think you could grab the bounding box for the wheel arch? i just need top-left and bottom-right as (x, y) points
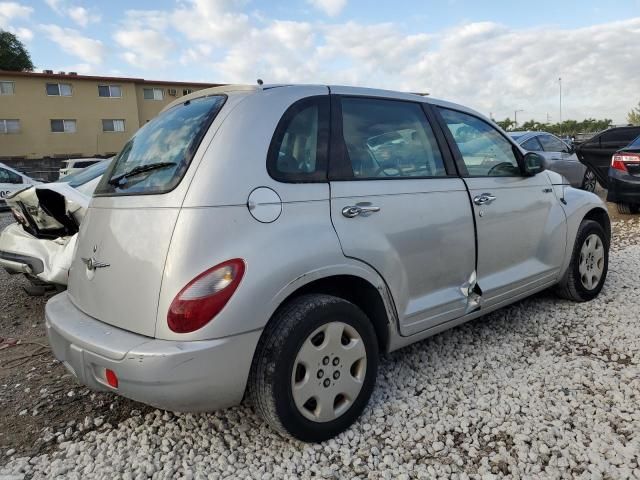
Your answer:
(583, 207), (611, 243)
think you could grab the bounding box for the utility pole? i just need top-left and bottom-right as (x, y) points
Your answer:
(558, 77), (562, 125)
(514, 109), (524, 128)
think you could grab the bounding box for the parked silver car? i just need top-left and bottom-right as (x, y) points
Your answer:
(46, 85), (610, 442)
(508, 131), (597, 192)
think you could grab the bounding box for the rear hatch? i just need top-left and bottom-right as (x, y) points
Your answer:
(67, 93), (228, 337)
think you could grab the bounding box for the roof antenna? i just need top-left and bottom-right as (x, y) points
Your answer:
(256, 78), (264, 86)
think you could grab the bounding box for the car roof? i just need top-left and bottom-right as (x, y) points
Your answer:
(162, 83), (492, 126)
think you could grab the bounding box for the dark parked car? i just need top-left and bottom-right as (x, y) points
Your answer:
(608, 134), (640, 214)
(575, 126), (640, 188)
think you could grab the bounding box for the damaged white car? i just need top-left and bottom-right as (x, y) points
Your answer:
(0, 160), (109, 286)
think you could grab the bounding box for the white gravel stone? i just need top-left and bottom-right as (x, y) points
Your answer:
(1, 220), (639, 479)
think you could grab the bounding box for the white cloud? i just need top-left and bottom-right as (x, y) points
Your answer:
(41, 24), (106, 64)
(308, 0), (347, 17)
(44, 1), (100, 27)
(0, 1), (33, 27)
(114, 28), (174, 68)
(68, 6), (100, 27)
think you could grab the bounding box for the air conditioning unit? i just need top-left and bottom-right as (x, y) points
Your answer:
(168, 88), (177, 96)
(43, 69), (54, 74)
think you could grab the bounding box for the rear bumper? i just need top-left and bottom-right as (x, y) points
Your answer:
(45, 291), (261, 412)
(606, 168), (640, 204)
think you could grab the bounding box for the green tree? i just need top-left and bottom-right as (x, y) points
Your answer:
(0, 30), (34, 71)
(496, 118), (516, 131)
(628, 102), (640, 125)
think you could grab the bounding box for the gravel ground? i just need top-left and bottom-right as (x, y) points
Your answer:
(1, 211), (639, 479)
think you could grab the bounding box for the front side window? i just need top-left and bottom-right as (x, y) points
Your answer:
(143, 88), (164, 100)
(522, 137), (543, 151)
(0, 81), (15, 95)
(0, 168), (22, 184)
(267, 97), (329, 182)
(340, 98), (446, 179)
(96, 94), (226, 196)
(46, 83), (72, 96)
(439, 108), (520, 177)
(102, 119), (126, 132)
(0, 119), (20, 134)
(98, 85), (122, 98)
(51, 119), (77, 133)
(538, 134), (568, 153)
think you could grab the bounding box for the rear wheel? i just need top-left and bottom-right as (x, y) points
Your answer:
(616, 202), (639, 214)
(248, 294), (378, 442)
(581, 168), (597, 192)
(556, 219), (608, 302)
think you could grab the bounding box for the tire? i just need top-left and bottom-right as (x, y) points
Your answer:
(248, 294), (378, 442)
(555, 219), (608, 302)
(616, 202), (639, 214)
(580, 168), (597, 192)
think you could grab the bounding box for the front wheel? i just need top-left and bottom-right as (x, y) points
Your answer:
(248, 294), (378, 442)
(581, 168), (597, 192)
(555, 219), (608, 302)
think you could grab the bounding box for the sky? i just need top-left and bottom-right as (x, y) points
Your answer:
(1, 0), (640, 123)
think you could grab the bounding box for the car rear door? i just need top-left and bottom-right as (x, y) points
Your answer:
(577, 128), (640, 187)
(328, 93), (476, 336)
(435, 107), (566, 308)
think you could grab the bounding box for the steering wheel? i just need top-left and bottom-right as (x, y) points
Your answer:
(487, 162), (516, 176)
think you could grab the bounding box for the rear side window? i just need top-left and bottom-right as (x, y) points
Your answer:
(340, 98), (446, 179)
(629, 135), (640, 148)
(600, 129), (640, 145)
(96, 95), (226, 196)
(0, 168), (22, 184)
(267, 96), (329, 182)
(538, 134), (568, 153)
(522, 137), (543, 152)
(439, 108), (520, 177)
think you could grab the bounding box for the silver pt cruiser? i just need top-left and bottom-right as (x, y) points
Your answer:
(46, 84), (610, 442)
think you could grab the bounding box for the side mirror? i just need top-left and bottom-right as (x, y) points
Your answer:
(523, 152), (546, 175)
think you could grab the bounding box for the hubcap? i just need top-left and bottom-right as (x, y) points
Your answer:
(291, 322), (367, 423)
(578, 233), (604, 290)
(583, 170), (597, 192)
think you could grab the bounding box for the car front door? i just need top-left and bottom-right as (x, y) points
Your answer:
(435, 107), (567, 308)
(329, 95), (477, 336)
(537, 134), (583, 187)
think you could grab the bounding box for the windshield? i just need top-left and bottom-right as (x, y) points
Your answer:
(95, 94), (226, 196)
(62, 159), (111, 188)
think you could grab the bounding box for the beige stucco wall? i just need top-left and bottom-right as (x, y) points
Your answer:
(0, 73), (210, 160)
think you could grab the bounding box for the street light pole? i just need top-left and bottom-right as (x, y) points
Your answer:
(558, 77), (562, 125)
(514, 109), (524, 128)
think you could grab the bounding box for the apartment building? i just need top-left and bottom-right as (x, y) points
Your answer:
(0, 70), (221, 160)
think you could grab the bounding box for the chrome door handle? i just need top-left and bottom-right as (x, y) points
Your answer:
(342, 204), (381, 218)
(473, 193), (496, 205)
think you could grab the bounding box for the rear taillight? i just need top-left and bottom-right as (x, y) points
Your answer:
(167, 259), (245, 333)
(611, 152), (640, 172)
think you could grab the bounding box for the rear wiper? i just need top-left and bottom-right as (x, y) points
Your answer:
(108, 162), (176, 186)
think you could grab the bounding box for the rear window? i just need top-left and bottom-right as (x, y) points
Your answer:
(627, 135), (640, 148)
(95, 95), (226, 196)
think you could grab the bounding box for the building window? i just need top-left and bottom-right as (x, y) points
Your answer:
(51, 119), (77, 133)
(143, 88), (164, 100)
(0, 81), (15, 95)
(183, 89), (193, 95)
(102, 119), (126, 132)
(98, 85), (122, 98)
(0, 119), (20, 134)
(46, 83), (73, 96)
